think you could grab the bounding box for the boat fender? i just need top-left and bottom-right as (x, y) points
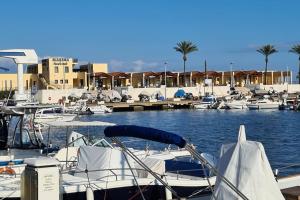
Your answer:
(86, 186), (94, 200)
(0, 167), (16, 176)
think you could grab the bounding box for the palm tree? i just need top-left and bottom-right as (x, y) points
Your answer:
(174, 41), (198, 86)
(257, 44), (278, 85)
(289, 44), (300, 84)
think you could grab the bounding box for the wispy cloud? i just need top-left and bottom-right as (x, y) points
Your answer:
(228, 41), (300, 54)
(109, 59), (159, 72)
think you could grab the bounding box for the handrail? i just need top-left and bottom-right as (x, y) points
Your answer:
(61, 167), (163, 177)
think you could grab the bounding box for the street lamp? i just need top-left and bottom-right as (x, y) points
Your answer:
(164, 62), (167, 100)
(230, 62), (234, 88)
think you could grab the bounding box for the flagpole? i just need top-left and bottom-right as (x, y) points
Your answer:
(204, 60), (207, 96)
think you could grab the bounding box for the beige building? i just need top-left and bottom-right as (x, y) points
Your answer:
(0, 57), (108, 91)
(0, 59), (294, 92)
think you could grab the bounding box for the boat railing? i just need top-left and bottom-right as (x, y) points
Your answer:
(167, 168), (210, 177)
(58, 159), (210, 180)
(61, 168), (211, 181)
(273, 162), (300, 177)
(61, 167), (164, 181)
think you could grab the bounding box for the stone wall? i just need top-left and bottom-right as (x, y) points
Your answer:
(115, 85), (230, 101)
(34, 88), (87, 104)
(259, 84), (300, 93)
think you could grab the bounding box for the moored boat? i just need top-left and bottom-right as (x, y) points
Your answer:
(35, 107), (77, 123)
(247, 98), (280, 110)
(194, 95), (217, 109)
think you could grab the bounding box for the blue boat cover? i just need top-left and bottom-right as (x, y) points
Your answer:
(174, 89), (186, 98)
(104, 125), (187, 148)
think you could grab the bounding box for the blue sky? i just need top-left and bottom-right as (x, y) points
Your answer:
(0, 0), (300, 74)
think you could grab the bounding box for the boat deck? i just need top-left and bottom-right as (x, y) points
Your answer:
(281, 186), (300, 200)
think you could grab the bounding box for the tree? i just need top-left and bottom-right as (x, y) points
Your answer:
(174, 41), (198, 86)
(289, 44), (300, 84)
(257, 44), (278, 85)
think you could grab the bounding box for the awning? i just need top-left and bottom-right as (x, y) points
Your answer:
(157, 71), (178, 77)
(109, 72), (129, 79)
(93, 72), (111, 79)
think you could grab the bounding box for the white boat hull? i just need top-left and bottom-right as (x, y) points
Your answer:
(247, 103), (279, 110)
(226, 102), (248, 109)
(35, 114), (76, 123)
(194, 104), (210, 109)
(89, 105), (112, 114)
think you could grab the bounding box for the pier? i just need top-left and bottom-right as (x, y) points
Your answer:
(105, 100), (195, 112)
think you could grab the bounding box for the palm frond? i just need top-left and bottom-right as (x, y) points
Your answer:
(174, 41), (198, 57)
(257, 44), (278, 56)
(289, 44), (300, 55)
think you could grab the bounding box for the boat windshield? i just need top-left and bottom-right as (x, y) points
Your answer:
(202, 97), (215, 103)
(8, 115), (43, 149)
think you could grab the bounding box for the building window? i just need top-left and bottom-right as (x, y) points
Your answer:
(55, 80), (58, 84)
(55, 66), (59, 73)
(26, 80), (29, 90)
(10, 80), (12, 89)
(60, 80), (63, 84)
(4, 80), (7, 91)
(65, 79), (68, 84)
(65, 66), (69, 73)
(33, 81), (36, 86)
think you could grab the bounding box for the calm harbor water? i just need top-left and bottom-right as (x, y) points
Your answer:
(78, 109), (300, 176)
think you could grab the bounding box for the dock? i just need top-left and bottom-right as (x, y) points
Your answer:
(105, 100), (196, 112)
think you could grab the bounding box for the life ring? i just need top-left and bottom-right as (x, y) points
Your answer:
(0, 167), (16, 175)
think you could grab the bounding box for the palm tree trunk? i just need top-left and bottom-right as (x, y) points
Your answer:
(183, 60), (186, 86)
(264, 57), (268, 85)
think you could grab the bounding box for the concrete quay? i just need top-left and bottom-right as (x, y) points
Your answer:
(105, 100), (195, 112)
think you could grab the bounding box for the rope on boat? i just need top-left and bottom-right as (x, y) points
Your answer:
(187, 186), (210, 198)
(198, 154), (217, 200)
(121, 151), (146, 200)
(112, 137), (181, 199)
(128, 180), (155, 200)
(185, 144), (249, 200)
(0, 190), (17, 200)
(274, 163), (300, 170)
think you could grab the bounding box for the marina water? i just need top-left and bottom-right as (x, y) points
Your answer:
(76, 110), (300, 176)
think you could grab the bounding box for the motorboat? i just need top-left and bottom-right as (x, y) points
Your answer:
(0, 116), (116, 200)
(194, 95), (217, 109)
(65, 100), (112, 114)
(64, 100), (94, 115)
(87, 105), (112, 114)
(0, 122), (215, 200)
(54, 125), (217, 200)
(35, 107), (77, 123)
(247, 98), (280, 110)
(225, 99), (249, 109)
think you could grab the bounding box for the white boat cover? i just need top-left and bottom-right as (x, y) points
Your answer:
(100, 90), (122, 101)
(75, 146), (136, 181)
(135, 157), (165, 178)
(139, 90), (151, 96)
(212, 125), (284, 200)
(151, 91), (163, 99)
